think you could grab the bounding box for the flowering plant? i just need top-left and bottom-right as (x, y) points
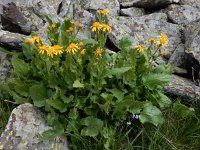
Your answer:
(8, 10), (172, 149)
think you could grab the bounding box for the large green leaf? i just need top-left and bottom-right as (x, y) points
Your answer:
(29, 84), (48, 107)
(40, 127), (64, 140)
(107, 88), (125, 102)
(12, 54), (30, 76)
(157, 92), (172, 108)
(47, 98), (68, 113)
(142, 73), (171, 89)
(81, 117), (103, 137)
(140, 102), (164, 126)
(173, 100), (195, 118)
(106, 67), (131, 78)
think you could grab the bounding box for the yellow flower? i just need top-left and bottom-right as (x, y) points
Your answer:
(46, 47), (55, 58)
(66, 43), (79, 54)
(135, 44), (144, 52)
(80, 49), (86, 55)
(95, 48), (104, 57)
(52, 45), (63, 55)
(66, 27), (74, 33)
(157, 34), (168, 48)
(24, 38), (35, 44)
(48, 23), (56, 30)
(97, 9), (109, 16)
(78, 24), (83, 29)
(32, 36), (41, 44)
(79, 41), (84, 47)
(148, 38), (156, 44)
(91, 22), (102, 32)
(101, 24), (112, 32)
(39, 45), (48, 54)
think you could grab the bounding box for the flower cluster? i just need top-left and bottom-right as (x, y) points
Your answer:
(24, 36), (41, 45)
(97, 9), (109, 16)
(39, 45), (63, 57)
(135, 34), (169, 53)
(91, 22), (112, 32)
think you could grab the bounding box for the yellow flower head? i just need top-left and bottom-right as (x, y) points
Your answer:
(66, 27), (74, 33)
(95, 48), (104, 57)
(32, 36), (41, 44)
(97, 9), (109, 16)
(46, 47), (55, 58)
(101, 24), (112, 32)
(48, 23), (56, 30)
(79, 41), (84, 47)
(80, 49), (86, 55)
(66, 43), (79, 54)
(157, 34), (168, 48)
(135, 44), (144, 52)
(24, 38), (35, 44)
(148, 38), (156, 44)
(78, 24), (83, 29)
(91, 22), (102, 32)
(39, 45), (48, 55)
(52, 45), (63, 55)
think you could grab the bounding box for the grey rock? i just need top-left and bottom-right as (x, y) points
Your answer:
(86, 0), (120, 16)
(185, 19), (200, 63)
(59, 0), (84, 19)
(108, 13), (182, 56)
(120, 7), (145, 17)
(0, 50), (12, 82)
(119, 0), (180, 8)
(0, 103), (69, 150)
(165, 75), (200, 101)
(0, 30), (27, 50)
(166, 5), (200, 26)
(180, 0), (200, 9)
(168, 44), (190, 74)
(1, 2), (37, 35)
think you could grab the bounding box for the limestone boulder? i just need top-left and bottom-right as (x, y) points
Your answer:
(0, 103), (69, 150)
(184, 19), (200, 63)
(108, 13), (182, 57)
(120, 7), (145, 17)
(166, 5), (200, 26)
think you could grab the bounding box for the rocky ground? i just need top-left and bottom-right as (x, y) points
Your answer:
(0, 0), (200, 149)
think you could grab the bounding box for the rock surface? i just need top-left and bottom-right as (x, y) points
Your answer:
(166, 5), (200, 26)
(184, 19), (200, 63)
(0, 103), (69, 150)
(165, 75), (200, 101)
(0, 30), (27, 50)
(108, 13), (182, 56)
(120, 7), (145, 17)
(119, 0), (180, 8)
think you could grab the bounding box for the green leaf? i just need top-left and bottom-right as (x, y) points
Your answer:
(173, 100), (195, 118)
(12, 54), (30, 76)
(73, 80), (84, 88)
(142, 73), (171, 89)
(40, 127), (64, 140)
(140, 102), (164, 126)
(107, 88), (125, 101)
(47, 98), (68, 113)
(157, 92), (172, 108)
(81, 117), (103, 137)
(14, 84), (29, 97)
(119, 37), (132, 50)
(29, 84), (47, 107)
(106, 67), (131, 78)
(82, 39), (98, 45)
(128, 101), (144, 114)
